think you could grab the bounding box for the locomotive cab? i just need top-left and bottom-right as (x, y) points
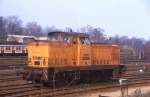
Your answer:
(47, 32), (92, 66)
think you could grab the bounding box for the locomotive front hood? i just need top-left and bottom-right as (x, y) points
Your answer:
(27, 41), (49, 68)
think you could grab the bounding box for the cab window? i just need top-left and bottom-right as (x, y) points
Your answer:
(62, 34), (77, 44)
(62, 33), (69, 42)
(80, 37), (90, 45)
(49, 33), (58, 41)
(72, 37), (77, 44)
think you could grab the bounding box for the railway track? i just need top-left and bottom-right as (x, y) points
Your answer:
(2, 75), (150, 97)
(1, 63), (150, 97)
(0, 84), (42, 97)
(0, 76), (22, 82)
(0, 64), (26, 70)
(8, 78), (150, 97)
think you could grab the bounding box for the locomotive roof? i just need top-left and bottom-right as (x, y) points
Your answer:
(48, 31), (89, 37)
(0, 41), (24, 45)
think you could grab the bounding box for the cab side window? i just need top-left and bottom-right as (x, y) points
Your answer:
(49, 34), (58, 41)
(72, 37), (77, 44)
(62, 34), (70, 43)
(80, 37), (90, 45)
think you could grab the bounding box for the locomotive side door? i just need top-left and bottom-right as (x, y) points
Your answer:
(77, 36), (91, 66)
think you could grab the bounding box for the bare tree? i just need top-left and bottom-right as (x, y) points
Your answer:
(79, 25), (106, 43)
(144, 40), (150, 61)
(45, 26), (62, 32)
(25, 22), (43, 37)
(0, 15), (147, 62)
(5, 16), (23, 35)
(90, 28), (105, 43)
(0, 16), (7, 40)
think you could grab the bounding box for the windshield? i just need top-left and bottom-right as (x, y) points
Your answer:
(80, 37), (90, 45)
(48, 34), (58, 41)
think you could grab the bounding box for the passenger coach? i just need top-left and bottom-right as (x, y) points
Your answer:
(0, 41), (27, 56)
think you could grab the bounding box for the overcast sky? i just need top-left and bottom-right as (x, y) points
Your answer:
(0, 0), (150, 39)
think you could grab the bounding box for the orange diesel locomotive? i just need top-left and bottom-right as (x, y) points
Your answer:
(27, 32), (122, 86)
